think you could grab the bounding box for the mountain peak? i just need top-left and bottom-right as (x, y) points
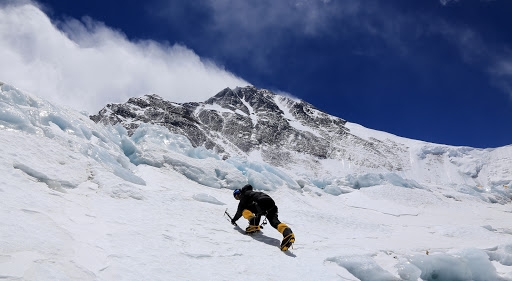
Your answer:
(89, 85), (512, 204)
(90, 86), (405, 173)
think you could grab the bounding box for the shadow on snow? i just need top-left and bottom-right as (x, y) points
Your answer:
(232, 226), (297, 257)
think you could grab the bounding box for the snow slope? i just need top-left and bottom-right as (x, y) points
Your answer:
(1, 82), (512, 280)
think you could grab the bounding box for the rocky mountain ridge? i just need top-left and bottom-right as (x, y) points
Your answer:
(90, 86), (512, 203)
(91, 86), (409, 173)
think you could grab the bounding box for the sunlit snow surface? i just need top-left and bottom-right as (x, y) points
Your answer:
(1, 83), (512, 280)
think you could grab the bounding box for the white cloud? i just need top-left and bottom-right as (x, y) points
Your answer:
(433, 19), (512, 98)
(148, 0), (362, 67)
(205, 0), (361, 37)
(0, 3), (249, 113)
(493, 61), (512, 76)
(489, 59), (512, 98)
(440, 0), (460, 6)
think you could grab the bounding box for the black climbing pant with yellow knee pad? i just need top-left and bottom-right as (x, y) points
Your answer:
(242, 209), (261, 226)
(243, 204), (292, 238)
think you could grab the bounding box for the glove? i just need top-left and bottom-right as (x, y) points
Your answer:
(231, 219), (237, 225)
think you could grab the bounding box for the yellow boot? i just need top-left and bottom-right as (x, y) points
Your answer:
(245, 224), (261, 234)
(243, 210), (261, 234)
(277, 223), (295, 251)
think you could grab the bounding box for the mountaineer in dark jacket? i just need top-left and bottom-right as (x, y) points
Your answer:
(231, 184), (295, 251)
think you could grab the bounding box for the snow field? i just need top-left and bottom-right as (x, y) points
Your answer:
(4, 157), (512, 280)
(2, 83), (512, 280)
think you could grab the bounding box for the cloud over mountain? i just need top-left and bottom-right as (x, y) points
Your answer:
(0, 2), (248, 113)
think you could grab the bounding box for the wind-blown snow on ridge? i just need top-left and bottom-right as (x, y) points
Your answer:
(2, 82), (512, 280)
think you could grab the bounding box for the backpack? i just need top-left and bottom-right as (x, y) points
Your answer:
(241, 184), (253, 193)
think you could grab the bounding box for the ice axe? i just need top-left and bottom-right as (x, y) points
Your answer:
(224, 208), (238, 227)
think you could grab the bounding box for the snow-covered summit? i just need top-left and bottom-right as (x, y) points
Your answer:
(91, 85), (512, 203)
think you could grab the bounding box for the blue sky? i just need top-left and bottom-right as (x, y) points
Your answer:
(2, 0), (511, 148)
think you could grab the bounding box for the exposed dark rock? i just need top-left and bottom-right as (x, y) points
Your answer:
(90, 86), (408, 171)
